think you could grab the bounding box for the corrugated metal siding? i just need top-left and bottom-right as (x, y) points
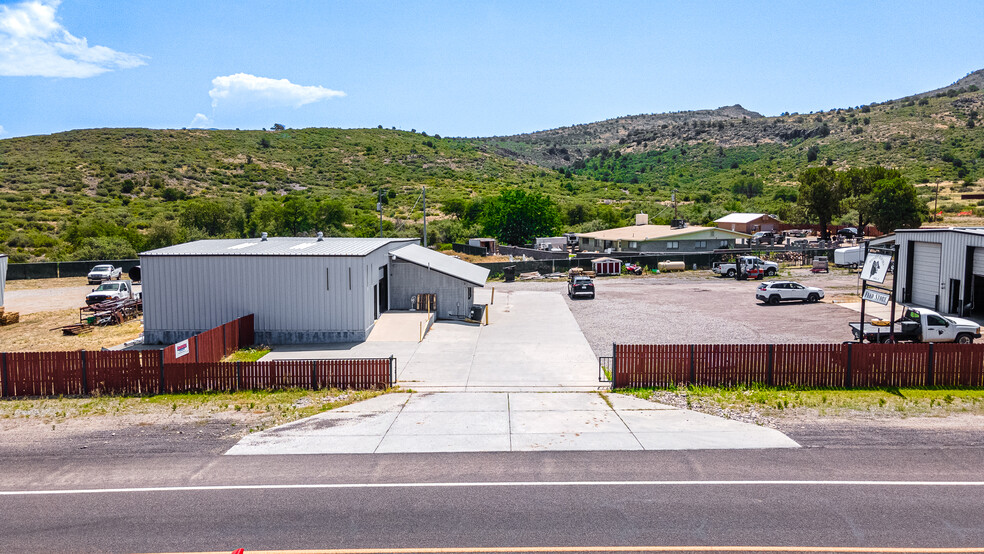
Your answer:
(141, 250), (397, 344)
(388, 260), (473, 318)
(0, 255), (7, 307)
(897, 230), (984, 314)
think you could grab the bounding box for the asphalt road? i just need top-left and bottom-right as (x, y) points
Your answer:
(2, 448), (982, 553)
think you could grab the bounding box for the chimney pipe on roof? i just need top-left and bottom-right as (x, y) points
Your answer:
(261, 232), (268, 241)
(317, 231), (324, 241)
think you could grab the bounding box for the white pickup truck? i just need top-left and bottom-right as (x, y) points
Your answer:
(849, 306), (981, 344)
(712, 256), (779, 278)
(85, 280), (136, 306)
(87, 264), (123, 284)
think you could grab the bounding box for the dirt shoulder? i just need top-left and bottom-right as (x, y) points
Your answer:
(0, 389), (387, 458)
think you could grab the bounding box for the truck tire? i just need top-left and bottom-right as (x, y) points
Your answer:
(768, 295), (781, 306)
(807, 293), (819, 303)
(956, 333), (975, 344)
(726, 269), (736, 278)
(766, 267), (777, 276)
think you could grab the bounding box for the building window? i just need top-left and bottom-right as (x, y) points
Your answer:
(629, 241), (638, 249)
(695, 241), (706, 249)
(666, 241), (679, 250)
(720, 240), (728, 247)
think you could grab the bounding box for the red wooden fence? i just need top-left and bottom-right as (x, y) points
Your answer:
(614, 343), (984, 388)
(0, 314), (393, 397)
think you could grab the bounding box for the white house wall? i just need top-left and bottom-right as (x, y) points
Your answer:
(142, 249), (394, 344)
(388, 260), (474, 319)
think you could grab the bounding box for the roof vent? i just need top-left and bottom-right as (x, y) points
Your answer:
(317, 231), (324, 241)
(261, 232), (268, 241)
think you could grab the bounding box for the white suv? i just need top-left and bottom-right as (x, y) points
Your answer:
(756, 281), (824, 305)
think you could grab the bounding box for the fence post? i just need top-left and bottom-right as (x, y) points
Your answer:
(223, 325), (227, 357)
(689, 344), (696, 385)
(194, 336), (199, 363)
(611, 343), (617, 390)
(80, 350), (88, 396)
(766, 344), (774, 387)
(311, 360), (318, 390)
(236, 361), (242, 391)
(1, 352), (7, 398)
(845, 342), (853, 388)
(390, 356), (396, 387)
(159, 349), (165, 395)
(927, 343), (935, 386)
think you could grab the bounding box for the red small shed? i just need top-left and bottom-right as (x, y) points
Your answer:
(592, 257), (622, 276)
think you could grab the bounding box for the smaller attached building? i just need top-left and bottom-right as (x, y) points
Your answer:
(714, 213), (782, 234)
(896, 227), (984, 317)
(577, 225), (749, 253)
(387, 244), (490, 319)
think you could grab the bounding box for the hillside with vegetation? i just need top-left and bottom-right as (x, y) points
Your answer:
(1, 70), (983, 262)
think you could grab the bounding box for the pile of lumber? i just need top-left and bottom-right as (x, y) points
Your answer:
(0, 307), (19, 326)
(79, 297), (142, 326)
(567, 267), (597, 278)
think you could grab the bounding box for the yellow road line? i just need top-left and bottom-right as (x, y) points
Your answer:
(147, 546), (984, 554)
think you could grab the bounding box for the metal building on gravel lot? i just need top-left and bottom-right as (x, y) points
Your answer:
(895, 227), (984, 318)
(140, 236), (488, 345)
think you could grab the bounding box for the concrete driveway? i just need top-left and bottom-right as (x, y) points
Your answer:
(262, 289), (602, 391)
(227, 391), (799, 454)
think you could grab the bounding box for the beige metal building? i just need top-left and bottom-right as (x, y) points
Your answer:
(714, 213), (782, 234)
(576, 225), (749, 253)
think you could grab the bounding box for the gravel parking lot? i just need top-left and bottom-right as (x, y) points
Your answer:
(495, 269), (866, 357)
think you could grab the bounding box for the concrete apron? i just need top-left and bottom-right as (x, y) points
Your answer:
(241, 289), (800, 454)
(227, 391), (799, 454)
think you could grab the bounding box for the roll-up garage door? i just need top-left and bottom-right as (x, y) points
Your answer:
(911, 242), (942, 309)
(974, 247), (984, 276)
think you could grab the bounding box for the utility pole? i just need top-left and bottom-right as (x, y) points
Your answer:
(672, 189), (678, 220)
(422, 185), (427, 247)
(377, 188), (383, 237)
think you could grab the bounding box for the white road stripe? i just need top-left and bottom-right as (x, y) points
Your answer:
(1, 480), (984, 496)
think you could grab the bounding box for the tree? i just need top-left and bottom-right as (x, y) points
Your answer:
(481, 189), (561, 246)
(806, 144), (820, 162)
(797, 167), (845, 240)
(730, 176), (764, 198)
(278, 194), (314, 236)
(72, 237), (137, 261)
(314, 198), (349, 234)
(840, 166), (902, 231)
(867, 178), (924, 233)
(441, 198), (467, 220)
(180, 199), (239, 236)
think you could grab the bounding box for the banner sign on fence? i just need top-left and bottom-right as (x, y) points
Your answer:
(174, 340), (189, 358)
(862, 289), (891, 305)
(861, 253), (892, 283)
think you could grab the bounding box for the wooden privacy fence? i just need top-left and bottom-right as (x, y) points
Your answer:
(0, 314), (395, 397)
(0, 352), (395, 397)
(613, 343), (984, 389)
(162, 314), (255, 364)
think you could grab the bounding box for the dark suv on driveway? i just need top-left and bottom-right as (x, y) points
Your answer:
(568, 276), (595, 299)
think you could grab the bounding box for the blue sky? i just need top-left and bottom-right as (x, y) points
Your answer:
(1, 0), (983, 139)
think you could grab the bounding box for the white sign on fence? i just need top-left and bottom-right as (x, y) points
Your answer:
(862, 289), (891, 305)
(174, 339), (189, 358)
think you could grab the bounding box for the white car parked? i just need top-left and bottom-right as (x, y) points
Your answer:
(756, 281), (824, 305)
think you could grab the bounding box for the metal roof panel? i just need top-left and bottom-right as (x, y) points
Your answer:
(141, 237), (418, 257)
(388, 244), (490, 287)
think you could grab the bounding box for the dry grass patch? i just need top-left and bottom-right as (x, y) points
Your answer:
(5, 276), (90, 291)
(0, 308), (142, 351)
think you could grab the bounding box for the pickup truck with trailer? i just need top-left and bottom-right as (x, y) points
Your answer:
(849, 306), (981, 344)
(85, 280), (137, 306)
(712, 256), (778, 278)
(87, 264), (123, 284)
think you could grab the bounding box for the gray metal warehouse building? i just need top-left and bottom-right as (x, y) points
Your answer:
(896, 227), (984, 317)
(140, 236), (489, 345)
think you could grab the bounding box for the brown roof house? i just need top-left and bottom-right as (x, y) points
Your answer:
(714, 213), (782, 234)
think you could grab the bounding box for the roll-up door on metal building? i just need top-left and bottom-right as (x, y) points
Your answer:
(973, 247), (984, 276)
(911, 242), (942, 309)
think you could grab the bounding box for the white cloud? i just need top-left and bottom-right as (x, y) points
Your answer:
(0, 0), (147, 78)
(0, 125), (5, 136)
(209, 73), (345, 109)
(189, 113), (211, 128)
